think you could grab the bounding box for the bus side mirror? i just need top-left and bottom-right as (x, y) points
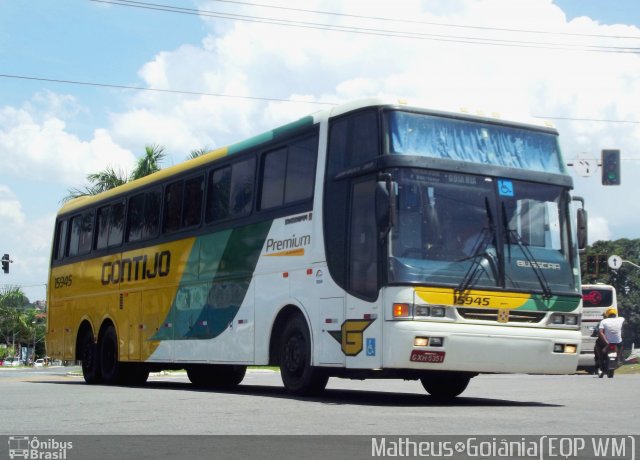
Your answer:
(375, 174), (397, 239)
(576, 208), (588, 251)
(573, 196), (588, 252)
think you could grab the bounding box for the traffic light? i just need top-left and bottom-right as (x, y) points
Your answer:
(1, 254), (9, 274)
(597, 254), (608, 274)
(586, 255), (597, 274)
(601, 149), (621, 185)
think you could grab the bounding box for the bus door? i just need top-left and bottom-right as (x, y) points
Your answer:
(343, 177), (383, 369)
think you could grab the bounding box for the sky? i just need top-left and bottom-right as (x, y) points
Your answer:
(1, 0), (639, 302)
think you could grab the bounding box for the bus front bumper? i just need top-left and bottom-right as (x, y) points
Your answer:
(383, 321), (581, 374)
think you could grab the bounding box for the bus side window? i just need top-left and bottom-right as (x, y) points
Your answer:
(260, 147), (287, 210)
(53, 220), (68, 261)
(143, 189), (161, 239)
(95, 205), (111, 249)
(259, 134), (318, 211)
(182, 175), (204, 228)
(108, 202), (125, 247)
(127, 189), (160, 242)
(96, 201), (126, 249)
(164, 180), (184, 233)
(327, 110), (378, 177)
(68, 211), (94, 257)
(206, 166), (232, 222)
(285, 136), (316, 203)
(230, 158), (255, 217)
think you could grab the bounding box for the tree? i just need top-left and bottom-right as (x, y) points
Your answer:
(581, 239), (640, 350)
(130, 145), (166, 181)
(186, 147), (210, 161)
(63, 145), (166, 202)
(0, 286), (30, 356)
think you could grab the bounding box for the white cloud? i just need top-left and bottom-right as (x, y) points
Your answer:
(0, 94), (136, 185)
(0, 185), (26, 227)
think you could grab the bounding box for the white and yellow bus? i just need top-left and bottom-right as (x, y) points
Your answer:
(47, 98), (586, 398)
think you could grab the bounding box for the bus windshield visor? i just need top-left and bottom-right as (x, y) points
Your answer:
(388, 169), (578, 294)
(386, 111), (565, 174)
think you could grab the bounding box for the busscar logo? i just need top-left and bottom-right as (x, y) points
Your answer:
(8, 436), (73, 459)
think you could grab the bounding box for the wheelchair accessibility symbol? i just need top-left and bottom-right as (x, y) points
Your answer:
(498, 180), (514, 197)
(366, 338), (376, 356)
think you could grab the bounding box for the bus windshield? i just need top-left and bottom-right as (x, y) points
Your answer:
(386, 111), (566, 174)
(387, 168), (578, 295)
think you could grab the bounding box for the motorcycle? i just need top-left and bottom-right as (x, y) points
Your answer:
(598, 343), (620, 378)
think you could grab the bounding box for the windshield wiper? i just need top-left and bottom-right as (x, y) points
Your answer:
(455, 198), (499, 295)
(501, 202), (553, 299)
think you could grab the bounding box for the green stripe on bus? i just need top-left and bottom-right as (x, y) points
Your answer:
(152, 220), (272, 341)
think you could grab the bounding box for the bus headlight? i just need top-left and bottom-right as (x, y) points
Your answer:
(549, 313), (580, 327)
(564, 315), (579, 326)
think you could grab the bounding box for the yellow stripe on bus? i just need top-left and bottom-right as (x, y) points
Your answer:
(415, 287), (532, 309)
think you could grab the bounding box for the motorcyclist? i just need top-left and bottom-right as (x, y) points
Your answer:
(596, 307), (625, 376)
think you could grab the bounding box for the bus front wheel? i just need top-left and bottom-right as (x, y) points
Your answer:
(279, 314), (328, 395)
(420, 372), (471, 399)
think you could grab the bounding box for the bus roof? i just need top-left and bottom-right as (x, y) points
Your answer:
(323, 97), (557, 132)
(58, 114), (315, 216)
(58, 97), (557, 216)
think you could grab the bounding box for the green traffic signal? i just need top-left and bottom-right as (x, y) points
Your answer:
(601, 149), (621, 186)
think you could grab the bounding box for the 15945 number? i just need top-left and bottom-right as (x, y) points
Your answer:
(54, 275), (73, 289)
(453, 294), (490, 306)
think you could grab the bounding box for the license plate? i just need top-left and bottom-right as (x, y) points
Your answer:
(410, 350), (445, 363)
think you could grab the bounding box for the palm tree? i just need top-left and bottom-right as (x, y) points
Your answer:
(63, 145), (166, 202)
(186, 147), (210, 160)
(131, 145), (166, 181)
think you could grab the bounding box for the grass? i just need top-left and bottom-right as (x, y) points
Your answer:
(615, 363), (640, 374)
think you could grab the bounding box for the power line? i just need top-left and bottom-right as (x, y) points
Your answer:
(0, 74), (335, 106)
(88, 0), (640, 54)
(203, 0), (640, 41)
(2, 73), (639, 125)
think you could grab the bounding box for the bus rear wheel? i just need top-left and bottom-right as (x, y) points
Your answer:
(79, 331), (101, 384)
(279, 314), (328, 396)
(99, 325), (122, 385)
(420, 372), (471, 400)
(186, 364), (247, 388)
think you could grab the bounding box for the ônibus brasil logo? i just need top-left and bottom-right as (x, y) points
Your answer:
(8, 436), (73, 459)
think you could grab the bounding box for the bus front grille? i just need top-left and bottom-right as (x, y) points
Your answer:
(456, 308), (546, 323)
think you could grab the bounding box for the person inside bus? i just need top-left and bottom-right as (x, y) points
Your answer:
(595, 307), (625, 373)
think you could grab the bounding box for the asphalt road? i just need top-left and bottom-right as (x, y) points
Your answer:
(1, 366), (639, 435)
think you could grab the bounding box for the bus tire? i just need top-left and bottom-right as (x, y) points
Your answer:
(186, 364), (247, 388)
(279, 314), (328, 395)
(79, 331), (101, 384)
(420, 372), (471, 399)
(99, 325), (122, 385)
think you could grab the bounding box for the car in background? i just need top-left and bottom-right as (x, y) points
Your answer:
(33, 359), (45, 367)
(3, 358), (19, 367)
